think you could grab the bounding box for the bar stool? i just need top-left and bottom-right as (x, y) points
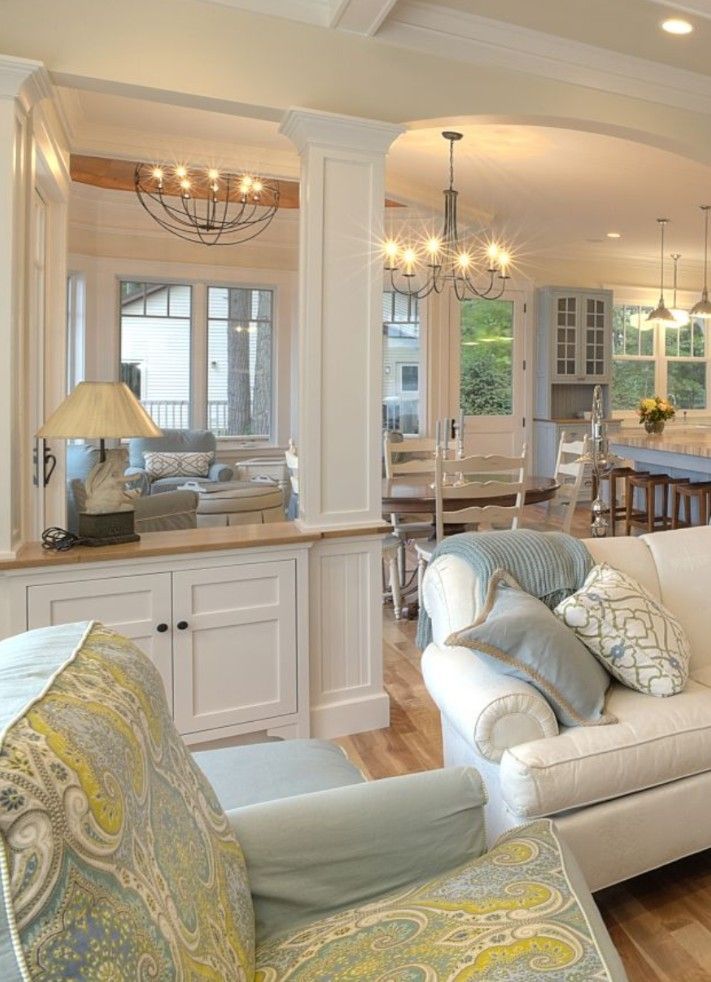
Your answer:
(671, 481), (711, 529)
(592, 466), (648, 536)
(625, 473), (690, 535)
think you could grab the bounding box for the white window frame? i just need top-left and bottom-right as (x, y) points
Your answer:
(611, 291), (710, 417)
(382, 289), (425, 438)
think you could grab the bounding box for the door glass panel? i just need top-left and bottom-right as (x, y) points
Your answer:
(383, 291), (421, 434)
(460, 299), (514, 416)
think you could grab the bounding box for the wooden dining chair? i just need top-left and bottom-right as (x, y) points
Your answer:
(383, 431), (439, 583)
(416, 445), (528, 608)
(547, 432), (592, 534)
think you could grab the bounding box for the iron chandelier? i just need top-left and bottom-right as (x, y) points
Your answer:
(134, 163), (279, 246)
(383, 131), (512, 301)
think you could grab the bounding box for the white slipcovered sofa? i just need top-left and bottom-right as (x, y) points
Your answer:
(422, 525), (711, 891)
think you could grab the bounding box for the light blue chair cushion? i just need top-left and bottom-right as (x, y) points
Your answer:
(193, 739), (364, 811)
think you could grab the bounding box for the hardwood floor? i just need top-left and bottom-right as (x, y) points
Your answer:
(338, 504), (711, 982)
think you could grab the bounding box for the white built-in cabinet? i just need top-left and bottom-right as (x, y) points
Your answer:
(542, 288), (611, 384)
(7, 546), (310, 745)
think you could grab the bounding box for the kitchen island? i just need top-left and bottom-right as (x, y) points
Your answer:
(610, 426), (711, 478)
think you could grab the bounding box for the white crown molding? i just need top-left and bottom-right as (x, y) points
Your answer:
(189, 0), (330, 26)
(280, 107), (404, 154)
(330, 0), (398, 35)
(0, 55), (52, 112)
(378, 2), (711, 117)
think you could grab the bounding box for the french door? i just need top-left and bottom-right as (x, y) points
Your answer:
(448, 290), (526, 456)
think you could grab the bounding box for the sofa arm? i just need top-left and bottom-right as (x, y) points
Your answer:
(422, 643), (558, 764)
(227, 766), (486, 943)
(423, 554), (482, 644)
(209, 461), (233, 482)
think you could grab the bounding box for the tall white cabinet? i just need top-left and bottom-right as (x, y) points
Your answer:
(6, 544), (311, 746)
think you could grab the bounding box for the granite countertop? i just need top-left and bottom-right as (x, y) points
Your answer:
(610, 426), (711, 458)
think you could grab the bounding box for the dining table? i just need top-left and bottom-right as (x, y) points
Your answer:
(382, 475), (560, 515)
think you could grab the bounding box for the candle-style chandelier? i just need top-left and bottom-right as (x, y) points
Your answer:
(134, 163), (279, 246)
(383, 131), (512, 301)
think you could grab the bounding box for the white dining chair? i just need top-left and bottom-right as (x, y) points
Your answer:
(547, 431), (592, 534)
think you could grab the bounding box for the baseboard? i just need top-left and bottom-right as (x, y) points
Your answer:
(310, 691), (390, 739)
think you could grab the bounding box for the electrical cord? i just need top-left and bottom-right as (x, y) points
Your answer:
(41, 527), (86, 551)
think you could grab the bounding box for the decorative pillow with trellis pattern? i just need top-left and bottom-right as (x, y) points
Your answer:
(555, 564), (691, 696)
(144, 449), (213, 478)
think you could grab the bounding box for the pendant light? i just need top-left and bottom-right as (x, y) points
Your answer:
(691, 205), (711, 318)
(669, 253), (690, 327)
(646, 218), (675, 325)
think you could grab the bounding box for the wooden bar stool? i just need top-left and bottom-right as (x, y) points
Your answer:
(625, 473), (690, 535)
(671, 481), (711, 529)
(592, 466), (648, 536)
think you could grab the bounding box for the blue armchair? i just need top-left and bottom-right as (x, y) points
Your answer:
(127, 428), (233, 494)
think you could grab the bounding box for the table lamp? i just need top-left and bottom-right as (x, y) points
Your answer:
(37, 381), (162, 545)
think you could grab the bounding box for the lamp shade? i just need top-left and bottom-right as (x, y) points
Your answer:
(37, 382), (162, 440)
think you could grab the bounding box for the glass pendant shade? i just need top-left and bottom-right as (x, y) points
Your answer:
(646, 218), (676, 324)
(691, 205), (711, 318)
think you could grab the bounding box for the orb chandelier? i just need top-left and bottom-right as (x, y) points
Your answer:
(383, 131), (512, 302)
(134, 163), (279, 246)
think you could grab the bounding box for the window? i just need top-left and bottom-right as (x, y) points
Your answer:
(119, 280), (275, 440)
(207, 287), (273, 438)
(120, 281), (192, 428)
(459, 298), (514, 416)
(383, 292), (421, 435)
(612, 303), (708, 412)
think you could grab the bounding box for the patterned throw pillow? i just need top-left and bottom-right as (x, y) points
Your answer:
(144, 450), (213, 478)
(555, 564), (691, 696)
(0, 622), (254, 979)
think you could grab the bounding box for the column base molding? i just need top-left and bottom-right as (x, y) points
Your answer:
(310, 691), (390, 739)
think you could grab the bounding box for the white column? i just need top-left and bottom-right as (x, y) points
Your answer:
(0, 57), (51, 558)
(280, 108), (403, 737)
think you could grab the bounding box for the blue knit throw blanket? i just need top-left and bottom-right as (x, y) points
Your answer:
(416, 529), (593, 650)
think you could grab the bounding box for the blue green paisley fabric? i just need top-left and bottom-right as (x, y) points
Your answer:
(0, 623), (254, 980)
(255, 820), (614, 981)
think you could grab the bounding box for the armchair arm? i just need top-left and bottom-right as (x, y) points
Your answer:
(227, 766), (486, 943)
(422, 643), (558, 764)
(209, 461), (233, 482)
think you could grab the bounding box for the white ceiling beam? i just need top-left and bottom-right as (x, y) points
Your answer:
(646, 0), (711, 19)
(329, 0), (398, 35)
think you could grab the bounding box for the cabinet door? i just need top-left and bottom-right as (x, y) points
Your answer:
(172, 560), (297, 736)
(27, 574), (174, 708)
(582, 295), (609, 381)
(552, 294), (579, 381)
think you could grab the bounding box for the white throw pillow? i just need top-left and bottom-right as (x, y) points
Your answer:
(554, 564), (691, 697)
(144, 450), (213, 479)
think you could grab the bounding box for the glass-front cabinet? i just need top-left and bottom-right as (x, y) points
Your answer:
(548, 289), (611, 383)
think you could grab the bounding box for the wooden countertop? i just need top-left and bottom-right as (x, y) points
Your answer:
(0, 521), (389, 571)
(610, 426), (711, 459)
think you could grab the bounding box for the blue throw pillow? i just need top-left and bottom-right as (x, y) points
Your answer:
(446, 570), (614, 727)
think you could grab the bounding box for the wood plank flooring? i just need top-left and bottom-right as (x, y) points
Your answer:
(338, 503), (711, 982)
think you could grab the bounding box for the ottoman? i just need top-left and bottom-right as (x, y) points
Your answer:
(182, 480), (285, 527)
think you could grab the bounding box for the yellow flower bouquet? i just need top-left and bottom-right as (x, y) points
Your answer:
(638, 395), (675, 434)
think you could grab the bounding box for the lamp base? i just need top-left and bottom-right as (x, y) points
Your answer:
(78, 510), (140, 546)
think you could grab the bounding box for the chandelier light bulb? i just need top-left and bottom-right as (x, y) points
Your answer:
(207, 168), (219, 181)
(486, 242), (499, 263)
(384, 240), (399, 263)
(426, 237), (442, 257)
(239, 176), (253, 194)
(498, 250), (511, 273)
(152, 167), (163, 182)
(402, 247), (417, 272)
(252, 179), (263, 194)
(180, 178), (191, 193)
(175, 165), (187, 179)
(457, 252), (471, 270)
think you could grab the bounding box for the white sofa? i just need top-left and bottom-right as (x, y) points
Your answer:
(422, 525), (711, 891)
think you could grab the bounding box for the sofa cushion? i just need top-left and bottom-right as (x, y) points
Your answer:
(499, 670), (711, 818)
(193, 738), (364, 810)
(254, 819), (626, 981)
(0, 622), (254, 980)
(555, 564), (691, 697)
(446, 571), (614, 728)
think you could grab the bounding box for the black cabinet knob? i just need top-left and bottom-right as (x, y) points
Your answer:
(156, 623), (168, 633)
(177, 620), (189, 631)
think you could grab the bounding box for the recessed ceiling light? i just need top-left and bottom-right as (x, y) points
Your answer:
(606, 232), (622, 239)
(662, 17), (694, 35)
